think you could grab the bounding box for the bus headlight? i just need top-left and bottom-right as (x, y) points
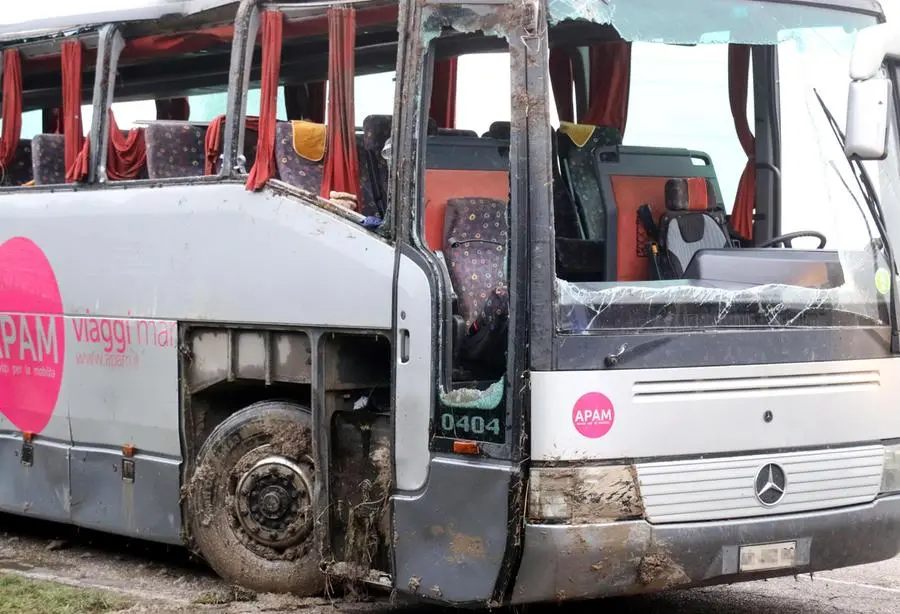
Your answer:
(881, 444), (900, 494)
(527, 465), (644, 524)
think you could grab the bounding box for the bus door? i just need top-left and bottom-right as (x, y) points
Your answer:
(389, 0), (541, 604)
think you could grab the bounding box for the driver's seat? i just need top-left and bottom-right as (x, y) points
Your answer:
(658, 178), (731, 277)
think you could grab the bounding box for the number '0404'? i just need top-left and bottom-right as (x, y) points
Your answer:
(441, 413), (500, 436)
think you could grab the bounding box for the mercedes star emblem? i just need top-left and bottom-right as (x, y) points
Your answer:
(754, 463), (787, 506)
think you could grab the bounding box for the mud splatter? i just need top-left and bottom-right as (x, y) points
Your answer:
(446, 531), (486, 564)
(637, 547), (691, 590)
(529, 466), (644, 524)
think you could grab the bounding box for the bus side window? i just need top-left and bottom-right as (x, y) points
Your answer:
(1, 108), (41, 187)
(421, 43), (513, 442)
(272, 73), (395, 218)
(93, 26), (239, 182)
(0, 48), (81, 189)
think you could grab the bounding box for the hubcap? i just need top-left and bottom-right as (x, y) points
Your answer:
(234, 456), (313, 549)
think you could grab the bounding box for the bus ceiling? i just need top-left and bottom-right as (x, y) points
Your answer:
(0, 0), (240, 42)
(5, 2), (400, 112)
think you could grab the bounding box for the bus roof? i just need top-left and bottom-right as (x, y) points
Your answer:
(0, 0), (239, 42)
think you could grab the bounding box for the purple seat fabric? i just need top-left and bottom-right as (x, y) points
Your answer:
(145, 123), (205, 179)
(31, 134), (66, 185)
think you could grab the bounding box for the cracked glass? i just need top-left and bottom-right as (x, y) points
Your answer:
(547, 0), (892, 332)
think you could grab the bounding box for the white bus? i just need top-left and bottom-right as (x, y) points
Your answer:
(0, 0), (899, 605)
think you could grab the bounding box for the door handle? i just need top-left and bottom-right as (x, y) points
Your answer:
(399, 329), (410, 364)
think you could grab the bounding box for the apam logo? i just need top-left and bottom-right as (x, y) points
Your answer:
(571, 392), (615, 439)
(0, 237), (65, 433)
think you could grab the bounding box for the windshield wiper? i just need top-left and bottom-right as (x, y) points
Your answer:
(812, 90), (885, 228)
(813, 89), (900, 351)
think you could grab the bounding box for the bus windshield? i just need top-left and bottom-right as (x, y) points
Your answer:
(547, 0), (891, 333)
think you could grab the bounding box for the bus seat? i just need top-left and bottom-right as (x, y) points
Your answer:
(556, 122), (623, 244)
(356, 133), (377, 215)
(274, 120), (325, 194)
(1, 140), (33, 186)
(442, 196), (509, 370)
(145, 122), (205, 179)
(657, 177), (730, 277)
(359, 114), (392, 217)
(550, 129), (610, 281)
(591, 146), (725, 282)
(550, 129), (582, 239)
(31, 134), (66, 185)
(424, 134), (509, 251)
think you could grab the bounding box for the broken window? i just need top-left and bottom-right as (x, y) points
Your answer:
(415, 19), (513, 442)
(546, 0), (891, 333)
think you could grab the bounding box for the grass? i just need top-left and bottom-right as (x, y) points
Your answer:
(0, 574), (132, 614)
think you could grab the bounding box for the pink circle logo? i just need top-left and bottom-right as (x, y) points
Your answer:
(0, 237), (65, 434)
(572, 392), (615, 438)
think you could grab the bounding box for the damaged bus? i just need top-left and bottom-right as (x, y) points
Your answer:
(2, 0), (900, 605)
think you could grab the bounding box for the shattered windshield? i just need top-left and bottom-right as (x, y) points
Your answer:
(548, 0), (892, 332)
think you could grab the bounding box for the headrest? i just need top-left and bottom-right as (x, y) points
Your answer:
(443, 196), (509, 247)
(558, 122), (622, 149)
(290, 120), (327, 162)
(362, 115), (392, 152)
(665, 177), (715, 212)
(558, 122), (596, 148)
(665, 178), (691, 211)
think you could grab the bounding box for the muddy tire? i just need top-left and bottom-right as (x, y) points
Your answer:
(184, 400), (324, 595)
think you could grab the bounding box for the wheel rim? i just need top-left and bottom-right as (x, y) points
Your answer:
(233, 456), (313, 550)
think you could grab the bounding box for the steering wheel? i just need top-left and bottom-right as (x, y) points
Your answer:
(758, 231), (827, 249)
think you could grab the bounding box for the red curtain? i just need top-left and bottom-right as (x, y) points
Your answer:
(307, 82), (326, 124)
(106, 110), (147, 180)
(125, 27), (234, 59)
(728, 44), (756, 241)
(156, 98), (190, 120)
(247, 11), (284, 191)
(549, 48), (574, 124)
(321, 7), (360, 202)
(205, 114), (261, 175)
(429, 58), (457, 129)
(582, 42), (631, 134)
(204, 115), (226, 175)
(0, 50), (23, 168)
(62, 41), (88, 182)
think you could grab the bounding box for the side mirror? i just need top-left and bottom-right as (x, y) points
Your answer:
(845, 22), (900, 160)
(845, 77), (891, 160)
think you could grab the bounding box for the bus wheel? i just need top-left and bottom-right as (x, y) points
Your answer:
(185, 400), (324, 596)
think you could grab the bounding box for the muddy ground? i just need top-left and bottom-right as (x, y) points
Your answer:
(2, 512), (900, 613)
(0, 513), (403, 614)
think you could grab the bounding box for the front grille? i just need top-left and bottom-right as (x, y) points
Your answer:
(636, 445), (884, 524)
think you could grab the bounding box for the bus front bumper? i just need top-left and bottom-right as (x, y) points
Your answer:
(511, 494), (900, 603)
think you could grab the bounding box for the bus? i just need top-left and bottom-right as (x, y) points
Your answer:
(1, 0), (900, 605)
